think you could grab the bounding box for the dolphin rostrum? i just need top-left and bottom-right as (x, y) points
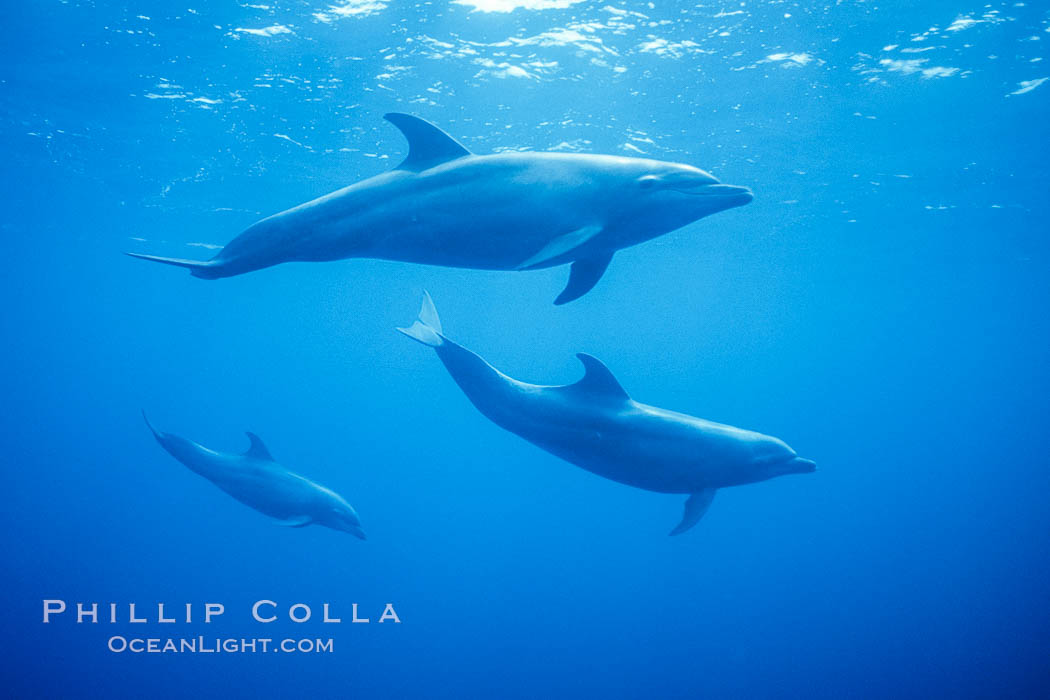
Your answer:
(398, 293), (814, 534)
(127, 113), (753, 304)
(143, 413), (366, 539)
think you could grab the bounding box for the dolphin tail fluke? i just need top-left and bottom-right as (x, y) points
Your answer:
(142, 410), (162, 440)
(397, 291), (445, 347)
(669, 488), (717, 536)
(125, 252), (222, 279)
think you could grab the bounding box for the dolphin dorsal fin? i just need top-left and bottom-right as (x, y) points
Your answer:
(564, 353), (629, 401)
(244, 432), (274, 461)
(384, 113), (471, 172)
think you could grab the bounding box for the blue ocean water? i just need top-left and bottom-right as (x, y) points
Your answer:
(3, 0), (1049, 697)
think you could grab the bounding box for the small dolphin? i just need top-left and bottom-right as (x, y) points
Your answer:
(127, 113), (752, 304)
(398, 294), (814, 534)
(143, 413), (366, 539)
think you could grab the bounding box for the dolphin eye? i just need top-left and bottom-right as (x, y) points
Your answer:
(638, 175), (659, 189)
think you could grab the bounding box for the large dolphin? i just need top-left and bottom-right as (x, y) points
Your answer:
(143, 414), (366, 539)
(127, 113), (752, 304)
(398, 293), (814, 534)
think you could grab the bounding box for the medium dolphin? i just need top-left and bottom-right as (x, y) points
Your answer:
(398, 293), (815, 534)
(143, 414), (366, 539)
(127, 113), (752, 304)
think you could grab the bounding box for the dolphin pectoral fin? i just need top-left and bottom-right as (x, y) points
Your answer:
(669, 489), (717, 536)
(385, 113), (471, 172)
(276, 516), (313, 528)
(517, 225), (603, 271)
(243, 432), (275, 461)
(554, 253), (613, 305)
